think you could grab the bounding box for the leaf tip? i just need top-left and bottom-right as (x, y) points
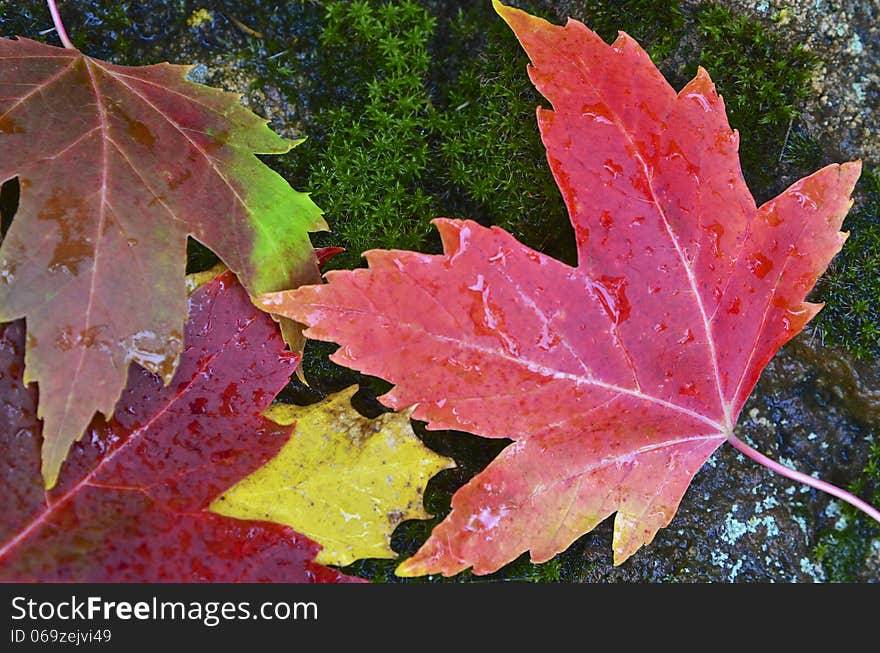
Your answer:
(492, 1), (535, 32)
(254, 290), (286, 312)
(40, 454), (61, 490)
(394, 557), (426, 578)
(611, 542), (638, 567)
(491, 0), (508, 16)
(315, 246), (345, 269)
(432, 218), (470, 258)
(840, 159), (862, 186)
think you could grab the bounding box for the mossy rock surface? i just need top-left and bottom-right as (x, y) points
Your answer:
(1, 0), (877, 582)
(707, 0), (878, 166)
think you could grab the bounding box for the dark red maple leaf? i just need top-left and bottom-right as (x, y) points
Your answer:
(0, 271), (360, 582)
(258, 2), (874, 576)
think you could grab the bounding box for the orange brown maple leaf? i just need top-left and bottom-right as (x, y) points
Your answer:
(0, 36), (325, 486)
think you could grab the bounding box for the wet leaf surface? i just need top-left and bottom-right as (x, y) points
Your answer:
(260, 2), (860, 576)
(0, 271), (360, 582)
(0, 37), (324, 485)
(213, 386), (455, 566)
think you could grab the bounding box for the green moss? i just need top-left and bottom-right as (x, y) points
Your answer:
(300, 1), (439, 269)
(812, 168), (880, 359)
(815, 440), (880, 581)
(780, 125), (822, 171)
(687, 5), (817, 196)
(288, 1), (576, 268)
(436, 8), (574, 263)
(185, 238), (221, 275)
(576, 0), (686, 62)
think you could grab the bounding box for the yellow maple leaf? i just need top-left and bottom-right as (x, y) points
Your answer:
(210, 386), (455, 566)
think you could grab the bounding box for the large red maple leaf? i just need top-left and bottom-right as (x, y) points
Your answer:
(258, 3), (867, 575)
(0, 271), (359, 582)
